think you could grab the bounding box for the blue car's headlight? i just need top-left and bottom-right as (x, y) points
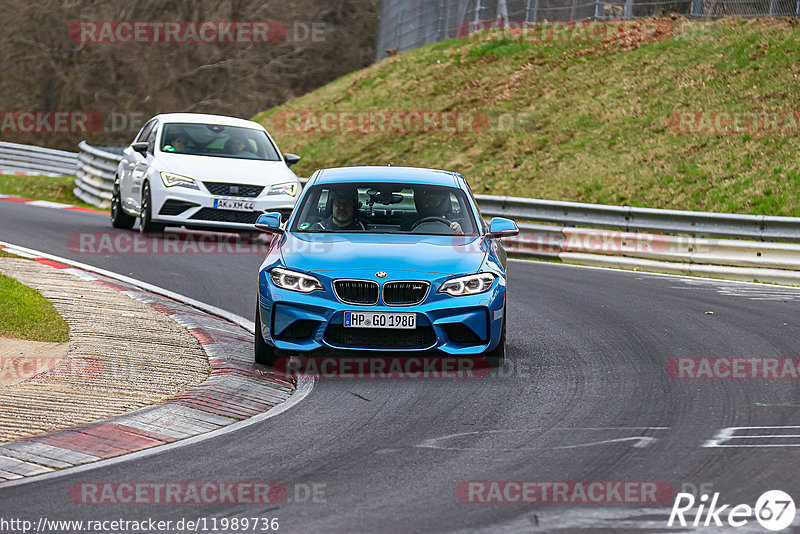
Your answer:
(438, 273), (495, 297)
(270, 267), (324, 293)
(160, 171), (199, 190)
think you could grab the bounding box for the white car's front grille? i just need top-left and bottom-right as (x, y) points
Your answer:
(204, 182), (264, 198)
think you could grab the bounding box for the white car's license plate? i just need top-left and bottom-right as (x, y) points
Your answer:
(344, 311), (416, 329)
(213, 198), (255, 211)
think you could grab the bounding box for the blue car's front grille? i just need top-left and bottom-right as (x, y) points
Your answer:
(324, 324), (436, 349)
(383, 281), (429, 305)
(334, 280), (379, 305)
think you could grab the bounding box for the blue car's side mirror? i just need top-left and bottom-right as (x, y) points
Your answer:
(488, 217), (519, 239)
(255, 212), (283, 234)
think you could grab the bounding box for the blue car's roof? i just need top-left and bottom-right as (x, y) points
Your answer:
(313, 166), (461, 187)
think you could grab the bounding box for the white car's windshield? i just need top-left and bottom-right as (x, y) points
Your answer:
(160, 123), (281, 161)
(291, 182), (479, 236)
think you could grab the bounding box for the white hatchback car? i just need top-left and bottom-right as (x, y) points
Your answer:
(111, 113), (301, 233)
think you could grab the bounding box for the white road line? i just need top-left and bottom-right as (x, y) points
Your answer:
(416, 427), (670, 451)
(511, 257), (800, 290)
(25, 200), (71, 209)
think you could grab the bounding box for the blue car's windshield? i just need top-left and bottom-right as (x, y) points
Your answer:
(160, 123), (281, 161)
(290, 183), (479, 236)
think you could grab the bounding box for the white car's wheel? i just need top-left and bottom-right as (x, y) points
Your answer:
(139, 181), (164, 234)
(110, 181), (135, 230)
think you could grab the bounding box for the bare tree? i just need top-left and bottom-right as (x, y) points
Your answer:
(0, 0), (378, 149)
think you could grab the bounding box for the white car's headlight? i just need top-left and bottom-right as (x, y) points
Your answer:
(438, 273), (495, 296)
(270, 267), (324, 293)
(268, 182), (298, 196)
(160, 171), (199, 190)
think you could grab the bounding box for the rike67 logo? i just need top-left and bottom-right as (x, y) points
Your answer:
(668, 490), (795, 531)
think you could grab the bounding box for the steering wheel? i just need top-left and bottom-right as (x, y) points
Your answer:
(411, 216), (452, 232)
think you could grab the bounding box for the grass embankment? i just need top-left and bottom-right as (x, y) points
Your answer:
(0, 251), (69, 342)
(0, 275), (70, 342)
(255, 18), (800, 216)
(0, 174), (105, 211)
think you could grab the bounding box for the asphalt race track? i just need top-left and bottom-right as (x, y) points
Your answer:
(2, 200), (800, 532)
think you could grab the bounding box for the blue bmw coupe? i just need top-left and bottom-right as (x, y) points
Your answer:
(254, 166), (519, 367)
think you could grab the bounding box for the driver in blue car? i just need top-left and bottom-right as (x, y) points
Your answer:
(313, 187), (367, 231)
(412, 188), (463, 234)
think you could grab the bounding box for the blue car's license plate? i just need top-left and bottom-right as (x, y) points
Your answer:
(344, 311), (416, 329)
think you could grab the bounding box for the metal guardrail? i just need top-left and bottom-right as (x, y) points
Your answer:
(5, 141), (800, 285)
(475, 195), (800, 242)
(482, 196), (800, 285)
(0, 142), (78, 176)
(503, 224), (800, 285)
(74, 141), (122, 209)
(70, 143), (800, 244)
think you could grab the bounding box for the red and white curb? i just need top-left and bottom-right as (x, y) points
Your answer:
(0, 194), (106, 214)
(0, 243), (311, 484)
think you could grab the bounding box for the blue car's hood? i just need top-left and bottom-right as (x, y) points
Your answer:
(280, 233), (487, 276)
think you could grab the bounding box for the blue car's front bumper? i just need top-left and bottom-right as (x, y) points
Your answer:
(258, 269), (505, 356)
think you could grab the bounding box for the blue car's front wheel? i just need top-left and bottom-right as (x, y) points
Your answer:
(483, 310), (506, 368)
(255, 304), (279, 366)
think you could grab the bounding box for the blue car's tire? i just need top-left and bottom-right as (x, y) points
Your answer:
(484, 312), (506, 368)
(255, 304), (279, 366)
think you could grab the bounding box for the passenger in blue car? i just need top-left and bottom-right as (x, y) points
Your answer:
(312, 187), (367, 231)
(411, 187), (464, 235)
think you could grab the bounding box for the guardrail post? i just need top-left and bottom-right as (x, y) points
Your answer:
(623, 0), (633, 18)
(437, 0), (446, 40)
(525, 0), (539, 21)
(74, 141), (123, 209)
